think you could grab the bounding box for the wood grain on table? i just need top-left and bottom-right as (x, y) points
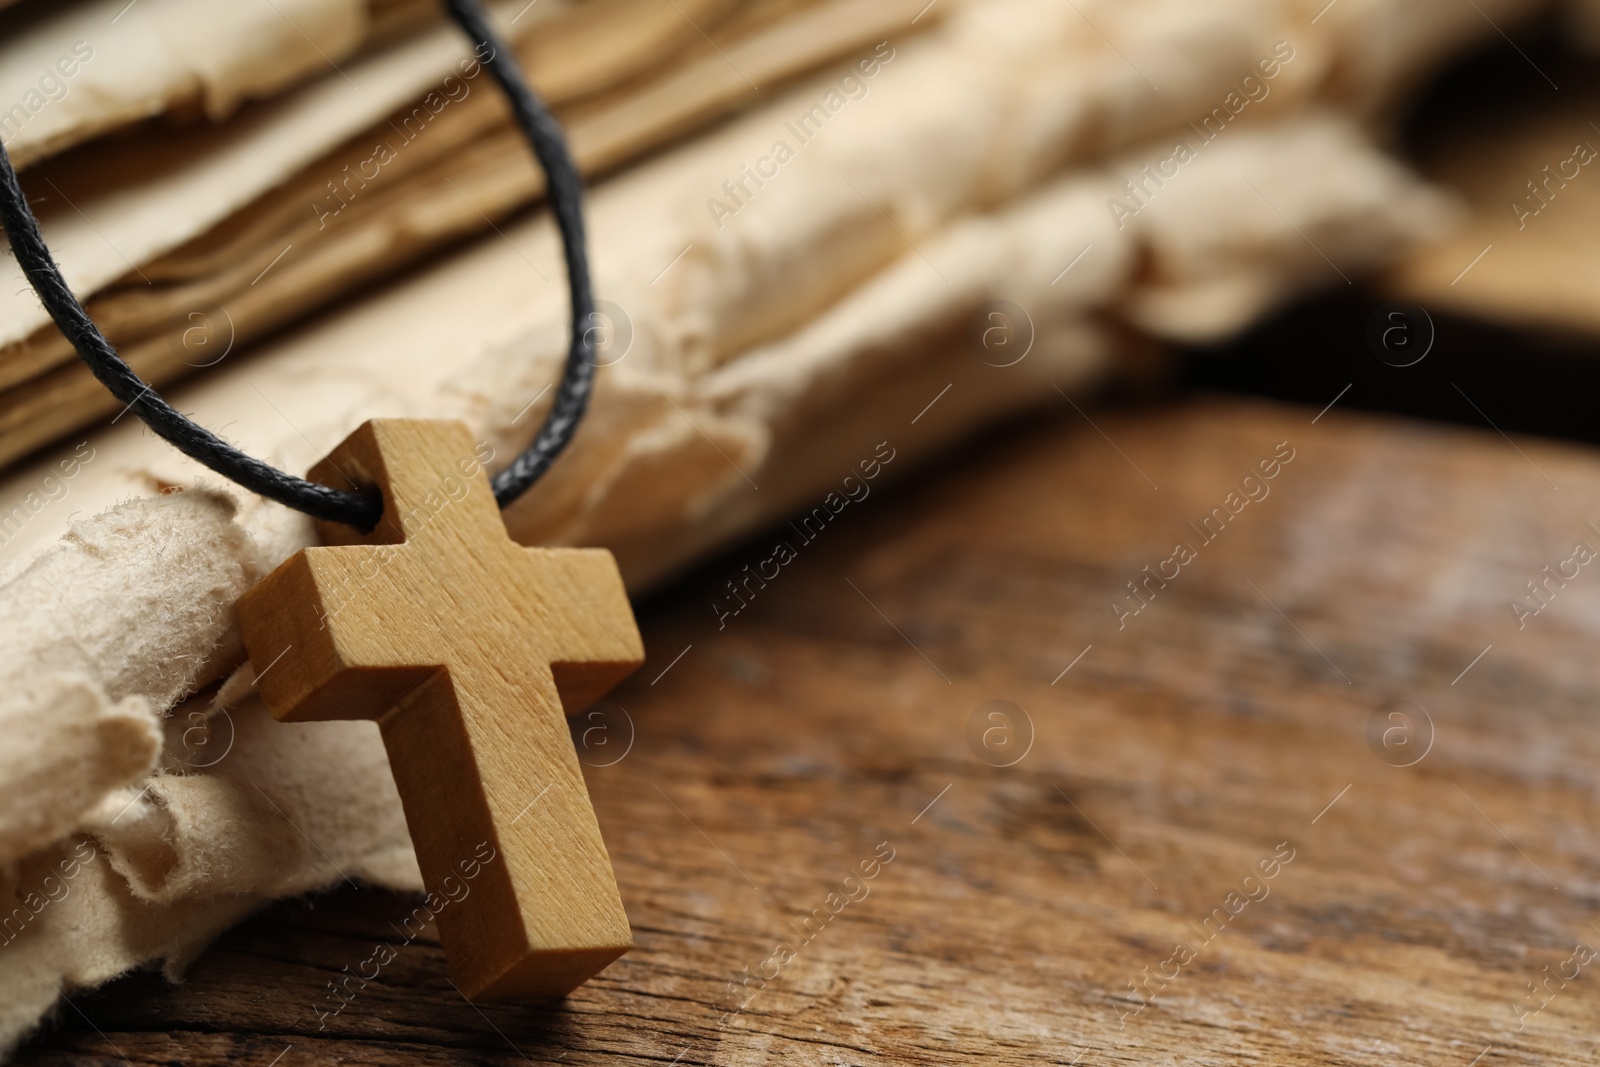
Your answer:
(18, 396), (1600, 1065)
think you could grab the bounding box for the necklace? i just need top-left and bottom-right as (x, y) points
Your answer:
(0, 0), (643, 1001)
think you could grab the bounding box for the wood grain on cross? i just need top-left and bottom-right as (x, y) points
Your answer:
(236, 419), (644, 1000)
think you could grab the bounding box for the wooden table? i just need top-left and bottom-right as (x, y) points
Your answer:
(19, 396), (1600, 1065)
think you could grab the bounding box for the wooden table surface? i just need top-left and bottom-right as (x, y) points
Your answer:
(18, 395), (1600, 1066)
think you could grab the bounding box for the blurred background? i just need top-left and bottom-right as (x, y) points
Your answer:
(1196, 14), (1600, 445)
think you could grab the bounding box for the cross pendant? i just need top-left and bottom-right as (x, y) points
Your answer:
(236, 419), (644, 999)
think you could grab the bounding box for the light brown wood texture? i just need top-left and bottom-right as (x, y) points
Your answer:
(21, 395), (1600, 1064)
(236, 420), (645, 999)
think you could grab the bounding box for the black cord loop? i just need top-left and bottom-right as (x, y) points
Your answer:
(0, 0), (595, 530)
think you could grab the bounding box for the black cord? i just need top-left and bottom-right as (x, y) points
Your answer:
(0, 0), (595, 531)
(443, 0), (596, 509)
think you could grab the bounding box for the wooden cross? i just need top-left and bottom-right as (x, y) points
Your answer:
(236, 419), (644, 1000)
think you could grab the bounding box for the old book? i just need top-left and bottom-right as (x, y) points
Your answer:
(0, 0), (925, 465)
